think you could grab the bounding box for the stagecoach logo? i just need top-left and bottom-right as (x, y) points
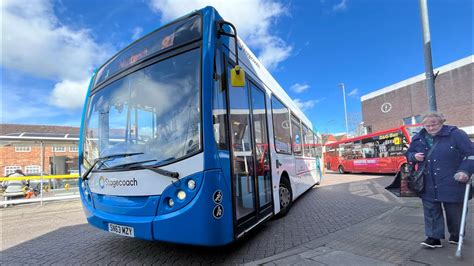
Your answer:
(98, 176), (105, 189)
(213, 204), (224, 219)
(95, 175), (138, 189)
(213, 190), (223, 204)
(381, 102), (392, 113)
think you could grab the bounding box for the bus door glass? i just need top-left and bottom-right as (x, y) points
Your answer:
(228, 73), (256, 221)
(375, 133), (393, 172)
(226, 64), (272, 233)
(249, 83), (272, 210)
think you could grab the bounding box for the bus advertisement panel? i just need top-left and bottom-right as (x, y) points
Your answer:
(324, 125), (422, 174)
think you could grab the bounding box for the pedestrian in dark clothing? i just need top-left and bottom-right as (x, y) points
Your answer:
(406, 111), (473, 249)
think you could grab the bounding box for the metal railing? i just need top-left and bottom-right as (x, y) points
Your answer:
(1, 174), (80, 208)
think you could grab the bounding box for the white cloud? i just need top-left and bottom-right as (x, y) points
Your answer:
(50, 79), (91, 109)
(1, 0), (111, 110)
(333, 0), (348, 12)
(294, 99), (314, 111)
(132, 27), (144, 40)
(148, 0), (292, 70)
(348, 88), (358, 97)
(290, 83), (310, 93)
(294, 97), (326, 111)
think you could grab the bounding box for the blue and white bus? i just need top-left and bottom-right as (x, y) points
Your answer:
(79, 6), (322, 246)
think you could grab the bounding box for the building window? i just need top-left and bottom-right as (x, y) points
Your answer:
(69, 146), (79, 152)
(403, 115), (422, 125)
(15, 146), (31, 152)
(403, 117), (412, 125)
(5, 166), (21, 176)
(414, 115), (422, 123)
(25, 165), (41, 174)
(52, 146), (66, 152)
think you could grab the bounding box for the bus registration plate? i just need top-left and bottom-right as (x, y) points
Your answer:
(108, 223), (134, 237)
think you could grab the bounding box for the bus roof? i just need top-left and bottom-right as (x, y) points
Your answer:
(325, 124), (421, 146)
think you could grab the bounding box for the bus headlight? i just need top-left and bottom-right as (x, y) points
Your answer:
(177, 190), (186, 200)
(187, 180), (196, 190)
(83, 188), (90, 201)
(168, 198), (174, 207)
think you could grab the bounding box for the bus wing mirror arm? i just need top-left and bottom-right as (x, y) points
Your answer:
(217, 20), (245, 87)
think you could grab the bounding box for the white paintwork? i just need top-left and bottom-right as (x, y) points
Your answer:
(225, 37), (320, 215)
(361, 55), (473, 101)
(88, 153), (203, 196)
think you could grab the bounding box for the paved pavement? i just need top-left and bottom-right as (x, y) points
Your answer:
(1, 173), (472, 265)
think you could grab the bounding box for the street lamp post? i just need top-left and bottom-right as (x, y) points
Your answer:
(338, 83), (349, 137)
(419, 0), (437, 111)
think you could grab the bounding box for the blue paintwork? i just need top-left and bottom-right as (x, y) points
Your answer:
(79, 7), (236, 246)
(156, 172), (203, 215)
(80, 169), (233, 245)
(153, 170), (234, 246)
(92, 194), (161, 216)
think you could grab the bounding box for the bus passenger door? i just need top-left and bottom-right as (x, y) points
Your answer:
(226, 65), (273, 237)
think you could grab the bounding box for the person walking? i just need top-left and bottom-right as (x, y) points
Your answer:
(406, 111), (473, 248)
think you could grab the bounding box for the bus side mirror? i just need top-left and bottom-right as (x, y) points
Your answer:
(231, 65), (245, 87)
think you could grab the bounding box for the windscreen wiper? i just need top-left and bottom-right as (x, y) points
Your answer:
(128, 164), (180, 180)
(109, 157), (179, 180)
(81, 152), (144, 181)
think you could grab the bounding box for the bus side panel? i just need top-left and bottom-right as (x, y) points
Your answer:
(152, 169), (234, 246)
(341, 160), (354, 173)
(375, 157), (392, 173)
(294, 157), (317, 197)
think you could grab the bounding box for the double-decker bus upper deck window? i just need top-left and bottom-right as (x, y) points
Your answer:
(271, 97), (291, 154)
(94, 15), (201, 87)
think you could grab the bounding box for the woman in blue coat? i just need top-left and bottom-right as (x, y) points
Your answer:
(406, 112), (472, 248)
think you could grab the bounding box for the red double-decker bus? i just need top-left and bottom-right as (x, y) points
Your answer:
(324, 125), (422, 174)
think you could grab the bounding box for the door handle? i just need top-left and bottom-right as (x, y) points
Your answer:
(276, 159), (282, 168)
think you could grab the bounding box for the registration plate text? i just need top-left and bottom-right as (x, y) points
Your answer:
(108, 223), (134, 237)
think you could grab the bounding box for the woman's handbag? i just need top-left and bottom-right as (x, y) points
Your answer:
(407, 163), (425, 193)
(407, 141), (438, 193)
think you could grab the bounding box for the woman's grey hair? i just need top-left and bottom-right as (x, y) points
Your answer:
(421, 111), (446, 124)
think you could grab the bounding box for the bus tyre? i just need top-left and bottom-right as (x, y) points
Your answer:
(338, 165), (345, 174)
(277, 177), (292, 218)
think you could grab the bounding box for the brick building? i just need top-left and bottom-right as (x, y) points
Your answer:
(0, 124), (80, 176)
(361, 55), (473, 136)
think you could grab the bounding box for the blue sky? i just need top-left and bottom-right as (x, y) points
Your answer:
(1, 0), (472, 134)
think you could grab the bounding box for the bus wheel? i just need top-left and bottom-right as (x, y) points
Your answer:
(338, 165), (345, 174)
(277, 177), (292, 217)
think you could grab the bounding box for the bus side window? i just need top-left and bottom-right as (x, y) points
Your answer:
(271, 97), (291, 154)
(291, 115), (302, 156)
(362, 139), (375, 158)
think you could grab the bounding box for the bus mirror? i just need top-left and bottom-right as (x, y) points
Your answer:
(231, 65), (245, 87)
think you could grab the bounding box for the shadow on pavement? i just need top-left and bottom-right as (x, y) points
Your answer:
(2, 179), (395, 265)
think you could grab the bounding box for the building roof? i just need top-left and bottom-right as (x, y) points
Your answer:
(361, 55), (473, 102)
(0, 124), (80, 140)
